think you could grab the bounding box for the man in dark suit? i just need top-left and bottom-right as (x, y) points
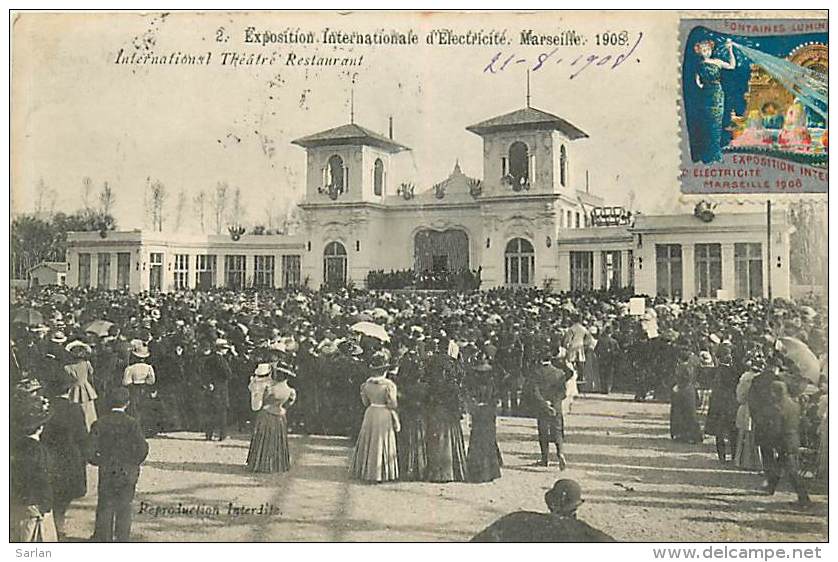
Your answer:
(89, 387), (149, 542)
(203, 339), (233, 441)
(763, 380), (811, 505)
(41, 381), (90, 539)
(595, 327), (620, 394)
(471, 479), (614, 542)
(528, 348), (572, 468)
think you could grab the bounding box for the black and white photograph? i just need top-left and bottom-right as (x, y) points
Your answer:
(7, 8), (830, 548)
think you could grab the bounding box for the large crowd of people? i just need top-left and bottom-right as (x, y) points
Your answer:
(9, 284), (828, 541)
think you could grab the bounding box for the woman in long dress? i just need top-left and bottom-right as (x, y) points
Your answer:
(670, 348), (703, 444)
(396, 347), (429, 481)
(466, 360), (502, 483)
(425, 346), (468, 483)
(63, 341), (98, 430)
(246, 363), (297, 473)
(693, 39), (736, 163)
(582, 329), (600, 393)
(350, 353), (400, 482)
(734, 358), (763, 471)
(559, 348), (579, 416)
(122, 340), (156, 431)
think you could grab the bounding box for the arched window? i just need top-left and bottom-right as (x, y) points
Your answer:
(325, 155), (346, 193)
(560, 145), (567, 187)
(323, 241), (347, 288)
(505, 238), (535, 287)
(373, 158), (384, 196)
(508, 141), (529, 186)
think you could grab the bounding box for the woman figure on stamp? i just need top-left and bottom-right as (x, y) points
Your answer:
(694, 38), (736, 163)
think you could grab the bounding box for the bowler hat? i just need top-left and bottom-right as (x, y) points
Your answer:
(545, 479), (584, 515)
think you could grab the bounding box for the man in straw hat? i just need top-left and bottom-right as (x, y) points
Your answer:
(471, 479), (614, 542)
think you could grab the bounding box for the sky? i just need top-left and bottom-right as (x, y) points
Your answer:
(13, 11), (694, 232)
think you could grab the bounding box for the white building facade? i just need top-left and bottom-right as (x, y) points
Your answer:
(65, 103), (792, 300)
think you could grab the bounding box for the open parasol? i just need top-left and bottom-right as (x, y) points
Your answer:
(350, 321), (390, 342)
(84, 319), (114, 337)
(777, 337), (821, 383)
(12, 307), (44, 326)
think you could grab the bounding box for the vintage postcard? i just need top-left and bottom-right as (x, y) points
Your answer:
(8, 9), (828, 548)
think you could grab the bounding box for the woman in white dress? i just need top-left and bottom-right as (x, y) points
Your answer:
(559, 347), (579, 415)
(122, 340), (156, 427)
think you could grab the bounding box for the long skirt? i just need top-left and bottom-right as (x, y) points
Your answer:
(735, 428), (763, 471)
(78, 400), (98, 432)
(397, 413), (428, 481)
(817, 419), (828, 479)
(426, 415), (467, 483)
(466, 406), (502, 483)
(246, 410), (291, 473)
(350, 405), (399, 482)
(670, 385), (703, 443)
(11, 506), (57, 542)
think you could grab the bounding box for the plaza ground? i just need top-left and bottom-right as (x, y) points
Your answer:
(63, 393), (827, 542)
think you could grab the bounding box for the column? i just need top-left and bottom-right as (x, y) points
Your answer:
(217, 254), (225, 288)
(556, 250), (570, 292)
(592, 250), (602, 290)
(66, 251), (78, 287)
(620, 250), (631, 289)
(274, 254), (282, 288)
(681, 244), (695, 300)
(109, 252), (118, 289)
(245, 254), (255, 289)
(90, 253), (99, 289)
(721, 243), (736, 298)
(188, 254), (197, 289)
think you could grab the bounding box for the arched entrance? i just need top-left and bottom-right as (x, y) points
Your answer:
(414, 229), (470, 273)
(323, 241), (347, 288)
(505, 237), (535, 286)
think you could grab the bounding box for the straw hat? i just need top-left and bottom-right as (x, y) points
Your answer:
(130, 339), (150, 358)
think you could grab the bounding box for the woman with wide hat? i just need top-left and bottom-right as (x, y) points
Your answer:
(396, 336), (429, 481)
(350, 352), (400, 482)
(63, 340), (98, 430)
(246, 362), (297, 473)
(121, 339), (156, 429)
(466, 356), (503, 483)
(425, 338), (468, 483)
(11, 386), (57, 542)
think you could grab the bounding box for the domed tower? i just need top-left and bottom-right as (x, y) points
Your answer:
(466, 105), (588, 196)
(292, 121), (409, 204)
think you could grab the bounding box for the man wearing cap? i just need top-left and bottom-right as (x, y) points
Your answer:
(89, 387), (149, 542)
(526, 348), (573, 469)
(471, 479), (614, 542)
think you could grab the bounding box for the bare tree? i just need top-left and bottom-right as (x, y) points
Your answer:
(81, 176), (93, 211)
(228, 185), (246, 226)
(193, 190), (207, 233)
(149, 179), (167, 231)
(173, 189), (188, 232)
(212, 181), (228, 234)
(98, 180), (116, 216)
(33, 177), (56, 216)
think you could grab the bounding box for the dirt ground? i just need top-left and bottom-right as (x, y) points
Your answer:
(63, 393), (827, 542)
